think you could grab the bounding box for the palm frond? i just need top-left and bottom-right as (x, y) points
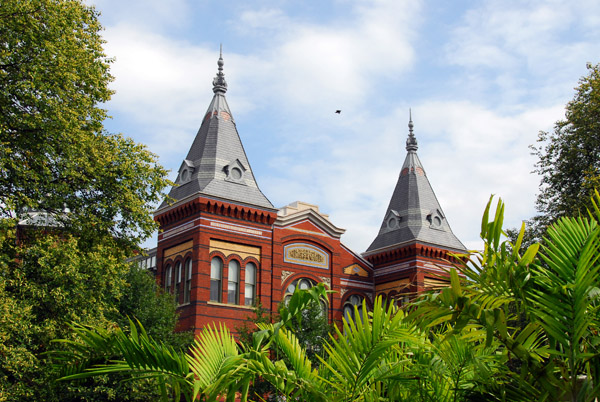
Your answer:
(55, 319), (192, 401)
(187, 322), (250, 401)
(318, 296), (421, 401)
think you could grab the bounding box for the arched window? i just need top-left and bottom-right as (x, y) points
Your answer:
(228, 260), (240, 304)
(398, 293), (410, 307)
(174, 261), (182, 303)
(164, 265), (172, 294)
(378, 292), (388, 307)
(245, 262), (256, 306)
(343, 294), (365, 323)
(283, 278), (327, 316)
(210, 257), (222, 302)
(184, 258), (192, 304)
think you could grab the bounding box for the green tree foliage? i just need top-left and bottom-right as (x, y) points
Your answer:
(0, 0), (172, 400)
(413, 194), (600, 401)
(0, 230), (188, 401)
(54, 284), (332, 402)
(115, 264), (193, 351)
(54, 194), (600, 401)
(236, 295), (332, 400)
(531, 63), (600, 233)
(277, 294), (331, 365)
(55, 283), (506, 401)
(0, 226), (126, 400)
(0, 0), (168, 245)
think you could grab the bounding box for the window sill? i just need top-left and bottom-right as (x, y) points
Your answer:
(177, 302), (191, 308)
(207, 301), (255, 310)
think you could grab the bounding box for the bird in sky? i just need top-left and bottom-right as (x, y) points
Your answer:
(335, 110), (341, 114)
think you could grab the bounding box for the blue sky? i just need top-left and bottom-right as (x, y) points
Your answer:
(91, 0), (600, 252)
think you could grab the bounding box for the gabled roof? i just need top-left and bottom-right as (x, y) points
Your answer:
(275, 201), (345, 239)
(365, 114), (465, 254)
(157, 51), (273, 212)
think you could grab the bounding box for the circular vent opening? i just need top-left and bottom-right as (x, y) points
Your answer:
(231, 167), (242, 180)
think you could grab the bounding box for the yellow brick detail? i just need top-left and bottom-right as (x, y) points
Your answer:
(375, 278), (410, 293)
(209, 239), (261, 261)
(343, 264), (369, 277)
(163, 240), (193, 261)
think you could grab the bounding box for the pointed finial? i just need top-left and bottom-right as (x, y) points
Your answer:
(212, 45), (227, 93)
(406, 108), (418, 152)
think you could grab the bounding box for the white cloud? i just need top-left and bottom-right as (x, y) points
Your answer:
(90, 0), (600, 254)
(99, 0), (422, 168)
(101, 24), (216, 160)
(93, 0), (192, 31)
(260, 100), (566, 252)
(445, 0), (600, 107)
(235, 0), (420, 113)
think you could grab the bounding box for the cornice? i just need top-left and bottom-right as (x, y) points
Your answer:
(154, 194), (278, 227)
(363, 241), (467, 266)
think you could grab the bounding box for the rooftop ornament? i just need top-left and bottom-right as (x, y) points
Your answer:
(406, 109), (418, 152)
(212, 44), (228, 94)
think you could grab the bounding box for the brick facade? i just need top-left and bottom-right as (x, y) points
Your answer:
(149, 55), (465, 336)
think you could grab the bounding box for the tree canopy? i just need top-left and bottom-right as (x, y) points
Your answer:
(0, 0), (169, 247)
(532, 63), (600, 228)
(0, 0), (174, 400)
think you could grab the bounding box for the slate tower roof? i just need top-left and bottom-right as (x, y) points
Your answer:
(365, 113), (465, 254)
(158, 51), (274, 211)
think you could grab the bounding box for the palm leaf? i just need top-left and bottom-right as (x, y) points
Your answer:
(55, 319), (193, 401)
(186, 322), (249, 401)
(318, 296), (421, 401)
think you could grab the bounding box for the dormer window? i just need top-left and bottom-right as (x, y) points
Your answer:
(224, 159), (247, 183)
(231, 167), (242, 180)
(383, 210), (401, 232)
(426, 209), (444, 229)
(177, 160), (195, 184)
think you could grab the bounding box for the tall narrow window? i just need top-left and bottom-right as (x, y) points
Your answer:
(228, 260), (240, 304)
(164, 265), (172, 294)
(245, 262), (256, 306)
(184, 258), (192, 304)
(343, 295), (365, 323)
(210, 257), (222, 302)
(174, 262), (182, 303)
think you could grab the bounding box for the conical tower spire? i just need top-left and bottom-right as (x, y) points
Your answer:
(365, 112), (464, 254)
(157, 49), (273, 211)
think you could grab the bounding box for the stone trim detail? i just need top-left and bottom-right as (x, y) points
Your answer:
(281, 270), (295, 285)
(319, 276), (331, 289)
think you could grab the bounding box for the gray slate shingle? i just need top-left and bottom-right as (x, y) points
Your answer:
(366, 141), (465, 253)
(158, 78), (273, 211)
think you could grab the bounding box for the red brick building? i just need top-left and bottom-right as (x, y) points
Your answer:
(152, 53), (465, 334)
